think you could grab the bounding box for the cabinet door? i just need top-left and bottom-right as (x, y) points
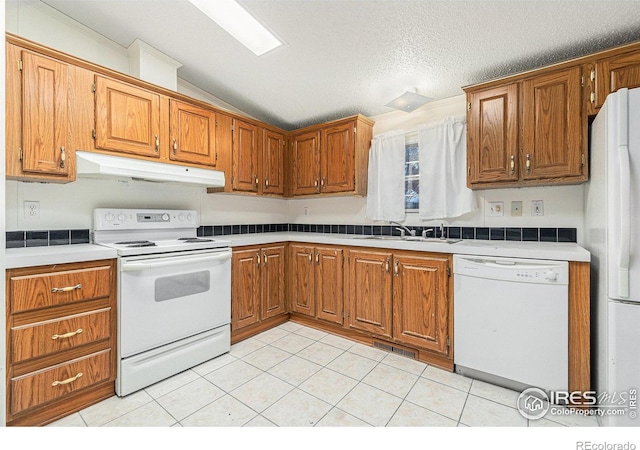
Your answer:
(292, 130), (321, 195)
(261, 245), (286, 320)
(347, 250), (393, 338)
(595, 51), (640, 109)
(21, 51), (70, 176)
(169, 99), (217, 166)
(315, 247), (344, 325)
(215, 112), (233, 191)
(289, 244), (315, 316)
(467, 84), (519, 186)
(321, 121), (355, 193)
(231, 249), (261, 330)
(94, 75), (161, 158)
(393, 254), (449, 354)
(262, 129), (285, 195)
(522, 67), (583, 180)
(232, 119), (259, 192)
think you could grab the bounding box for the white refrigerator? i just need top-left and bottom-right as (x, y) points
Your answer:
(585, 87), (640, 427)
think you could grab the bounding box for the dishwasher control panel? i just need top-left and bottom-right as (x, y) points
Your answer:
(453, 255), (569, 285)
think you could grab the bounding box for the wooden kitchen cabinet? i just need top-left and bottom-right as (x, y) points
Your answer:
(5, 44), (74, 182)
(466, 66), (586, 188)
(290, 115), (373, 197)
(231, 119), (260, 192)
(231, 245), (287, 340)
(392, 253), (450, 354)
(289, 244), (344, 325)
(94, 74), (165, 158)
(521, 67), (584, 182)
(169, 99), (218, 167)
(467, 84), (519, 185)
(594, 50), (640, 110)
(347, 249), (394, 339)
(5, 260), (117, 426)
(262, 129), (286, 195)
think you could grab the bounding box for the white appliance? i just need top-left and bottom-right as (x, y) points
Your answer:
(454, 254), (569, 393)
(93, 208), (232, 396)
(76, 151), (225, 188)
(584, 87), (640, 426)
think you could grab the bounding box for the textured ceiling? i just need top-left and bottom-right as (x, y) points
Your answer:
(34, 0), (640, 130)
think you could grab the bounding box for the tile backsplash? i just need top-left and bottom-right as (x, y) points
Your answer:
(6, 225), (577, 248)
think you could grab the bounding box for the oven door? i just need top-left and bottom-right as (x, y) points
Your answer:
(119, 248), (231, 358)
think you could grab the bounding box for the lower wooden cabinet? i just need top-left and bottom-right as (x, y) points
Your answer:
(347, 249), (452, 359)
(289, 244), (344, 325)
(5, 259), (117, 426)
(231, 244), (287, 340)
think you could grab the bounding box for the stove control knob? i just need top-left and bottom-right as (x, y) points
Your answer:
(187, 213), (194, 222)
(117, 213), (126, 221)
(105, 213), (115, 222)
(161, 213), (170, 221)
(178, 214), (185, 221)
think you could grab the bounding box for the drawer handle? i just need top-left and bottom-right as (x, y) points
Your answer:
(52, 372), (83, 387)
(51, 284), (82, 293)
(52, 328), (83, 340)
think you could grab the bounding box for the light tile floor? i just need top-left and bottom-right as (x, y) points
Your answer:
(48, 322), (599, 427)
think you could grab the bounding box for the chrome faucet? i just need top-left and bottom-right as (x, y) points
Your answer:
(422, 228), (434, 238)
(390, 221), (415, 237)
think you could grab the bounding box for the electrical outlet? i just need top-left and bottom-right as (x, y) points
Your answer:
(303, 206), (310, 216)
(487, 201), (504, 217)
(511, 201), (523, 217)
(532, 200), (544, 216)
(24, 201), (40, 219)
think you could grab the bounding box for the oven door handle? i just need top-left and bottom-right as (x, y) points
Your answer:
(121, 251), (231, 272)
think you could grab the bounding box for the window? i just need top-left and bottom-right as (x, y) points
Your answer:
(404, 139), (419, 211)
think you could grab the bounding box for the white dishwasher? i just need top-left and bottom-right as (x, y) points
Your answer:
(453, 254), (569, 393)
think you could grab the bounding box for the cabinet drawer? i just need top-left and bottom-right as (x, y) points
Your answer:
(10, 349), (112, 416)
(11, 308), (111, 364)
(10, 266), (112, 313)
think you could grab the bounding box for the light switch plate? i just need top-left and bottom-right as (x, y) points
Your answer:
(532, 200), (544, 216)
(487, 201), (504, 217)
(511, 201), (523, 217)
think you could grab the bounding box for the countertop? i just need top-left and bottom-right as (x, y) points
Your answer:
(5, 244), (119, 269)
(4, 232), (590, 268)
(223, 232), (591, 262)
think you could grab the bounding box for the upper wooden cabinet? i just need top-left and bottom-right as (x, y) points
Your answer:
(593, 50), (640, 110)
(94, 75), (163, 158)
(466, 66), (586, 189)
(262, 129), (286, 195)
(6, 44), (74, 182)
(169, 99), (217, 167)
(290, 115), (373, 197)
(467, 84), (519, 185)
(521, 67), (583, 181)
(232, 118), (260, 192)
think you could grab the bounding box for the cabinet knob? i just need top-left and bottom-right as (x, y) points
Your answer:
(51, 328), (83, 340)
(60, 146), (66, 169)
(321, 177), (325, 190)
(526, 154), (531, 174)
(155, 134), (160, 152)
(52, 372), (83, 387)
(255, 175), (259, 188)
(510, 155), (515, 176)
(256, 252), (260, 266)
(173, 138), (177, 154)
(265, 178), (269, 189)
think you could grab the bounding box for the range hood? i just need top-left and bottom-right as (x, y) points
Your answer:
(75, 151), (225, 188)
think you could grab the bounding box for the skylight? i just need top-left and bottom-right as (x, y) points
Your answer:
(188, 0), (284, 56)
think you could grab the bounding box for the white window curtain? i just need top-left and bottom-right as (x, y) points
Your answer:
(418, 116), (478, 220)
(365, 129), (406, 221)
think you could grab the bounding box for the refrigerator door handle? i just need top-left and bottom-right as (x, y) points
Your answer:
(618, 89), (631, 298)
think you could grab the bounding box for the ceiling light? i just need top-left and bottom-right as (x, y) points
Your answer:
(188, 0), (284, 56)
(385, 90), (432, 112)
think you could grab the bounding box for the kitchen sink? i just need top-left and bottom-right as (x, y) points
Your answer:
(355, 235), (461, 244)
